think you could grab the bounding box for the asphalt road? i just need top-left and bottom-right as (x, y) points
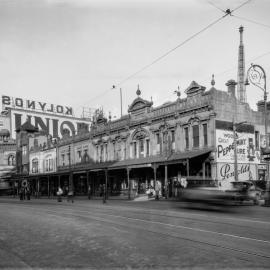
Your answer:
(0, 197), (270, 269)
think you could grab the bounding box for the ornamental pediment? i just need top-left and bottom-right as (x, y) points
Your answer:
(185, 81), (206, 97)
(132, 127), (149, 140)
(128, 97), (153, 113)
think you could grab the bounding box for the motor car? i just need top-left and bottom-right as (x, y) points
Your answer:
(181, 186), (237, 205)
(227, 180), (263, 205)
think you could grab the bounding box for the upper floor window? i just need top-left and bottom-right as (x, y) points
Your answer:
(156, 133), (160, 144)
(22, 145), (27, 156)
(105, 144), (108, 161)
(32, 158), (39, 173)
(83, 149), (89, 162)
(113, 142), (115, 160)
(134, 142), (137, 158)
(203, 123), (208, 146)
(61, 154), (65, 166)
(193, 125), (199, 148)
(146, 139), (150, 156)
(171, 130), (175, 143)
(184, 127), (189, 149)
(140, 139), (144, 154)
(100, 145), (104, 162)
(77, 150), (81, 162)
(255, 131), (259, 150)
(8, 155), (15, 166)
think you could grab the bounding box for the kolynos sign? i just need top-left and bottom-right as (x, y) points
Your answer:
(2, 95), (91, 139)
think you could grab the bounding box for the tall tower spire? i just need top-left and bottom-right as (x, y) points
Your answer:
(237, 26), (246, 103)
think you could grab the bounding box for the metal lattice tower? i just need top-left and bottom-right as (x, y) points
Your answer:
(237, 26), (247, 103)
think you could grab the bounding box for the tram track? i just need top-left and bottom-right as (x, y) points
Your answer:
(3, 199), (270, 227)
(3, 202), (270, 261)
(44, 209), (270, 260)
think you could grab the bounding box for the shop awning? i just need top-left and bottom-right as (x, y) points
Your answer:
(166, 148), (214, 163)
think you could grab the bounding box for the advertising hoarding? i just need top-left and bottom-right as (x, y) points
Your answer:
(216, 129), (260, 164)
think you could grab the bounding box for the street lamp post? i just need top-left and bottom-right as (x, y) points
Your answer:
(246, 63), (269, 205)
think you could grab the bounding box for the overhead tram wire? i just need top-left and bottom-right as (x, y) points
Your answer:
(113, 0), (252, 88)
(115, 15), (228, 88)
(75, 0), (252, 112)
(232, 15), (270, 29)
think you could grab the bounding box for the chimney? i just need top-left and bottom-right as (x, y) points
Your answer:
(77, 123), (89, 134)
(257, 100), (270, 112)
(226, 79), (237, 97)
(237, 26), (247, 103)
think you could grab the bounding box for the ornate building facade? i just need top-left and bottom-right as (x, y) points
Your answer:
(12, 79), (270, 198)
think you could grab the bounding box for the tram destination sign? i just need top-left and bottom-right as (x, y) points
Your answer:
(2, 95), (73, 116)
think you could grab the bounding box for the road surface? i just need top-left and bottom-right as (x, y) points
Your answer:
(0, 197), (269, 269)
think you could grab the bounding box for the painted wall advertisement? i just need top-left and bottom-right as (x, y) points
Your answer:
(2, 95), (91, 139)
(217, 163), (256, 182)
(216, 129), (262, 187)
(216, 129), (260, 164)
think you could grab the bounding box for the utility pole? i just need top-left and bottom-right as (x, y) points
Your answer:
(233, 119), (238, 181)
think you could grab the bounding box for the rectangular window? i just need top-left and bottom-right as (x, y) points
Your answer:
(49, 159), (53, 171)
(156, 133), (160, 144)
(134, 142), (137, 158)
(22, 145), (27, 156)
(45, 160), (49, 172)
(140, 139), (144, 153)
(61, 154), (65, 166)
(171, 130), (175, 143)
(193, 125), (199, 148)
(96, 146), (99, 161)
(184, 127), (189, 149)
(100, 145), (104, 162)
(105, 144), (108, 161)
(112, 143), (115, 160)
(203, 124), (208, 146)
(146, 140), (150, 156)
(78, 150), (81, 162)
(255, 131), (259, 150)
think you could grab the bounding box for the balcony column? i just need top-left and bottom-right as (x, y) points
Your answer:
(127, 167), (131, 200)
(186, 159), (190, 177)
(47, 176), (50, 198)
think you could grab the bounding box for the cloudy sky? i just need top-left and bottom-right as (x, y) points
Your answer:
(0, 0), (269, 118)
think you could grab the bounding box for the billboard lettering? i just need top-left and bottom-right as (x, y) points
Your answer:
(216, 129), (260, 164)
(2, 95), (73, 116)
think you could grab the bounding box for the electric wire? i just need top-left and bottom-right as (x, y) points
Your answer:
(233, 15), (270, 29)
(74, 0), (253, 114)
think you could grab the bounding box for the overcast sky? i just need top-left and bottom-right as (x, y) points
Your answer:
(0, 0), (269, 119)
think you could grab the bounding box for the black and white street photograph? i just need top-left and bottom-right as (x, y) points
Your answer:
(0, 0), (270, 269)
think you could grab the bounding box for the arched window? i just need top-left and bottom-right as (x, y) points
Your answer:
(32, 158), (39, 173)
(8, 155), (15, 166)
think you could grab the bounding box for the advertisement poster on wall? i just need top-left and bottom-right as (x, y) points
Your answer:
(217, 163), (257, 189)
(216, 129), (260, 164)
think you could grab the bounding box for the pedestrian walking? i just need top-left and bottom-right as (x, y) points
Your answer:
(26, 187), (31, 200)
(19, 187), (24, 201)
(102, 184), (106, 203)
(57, 187), (63, 202)
(67, 189), (74, 203)
(88, 185), (91, 200)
